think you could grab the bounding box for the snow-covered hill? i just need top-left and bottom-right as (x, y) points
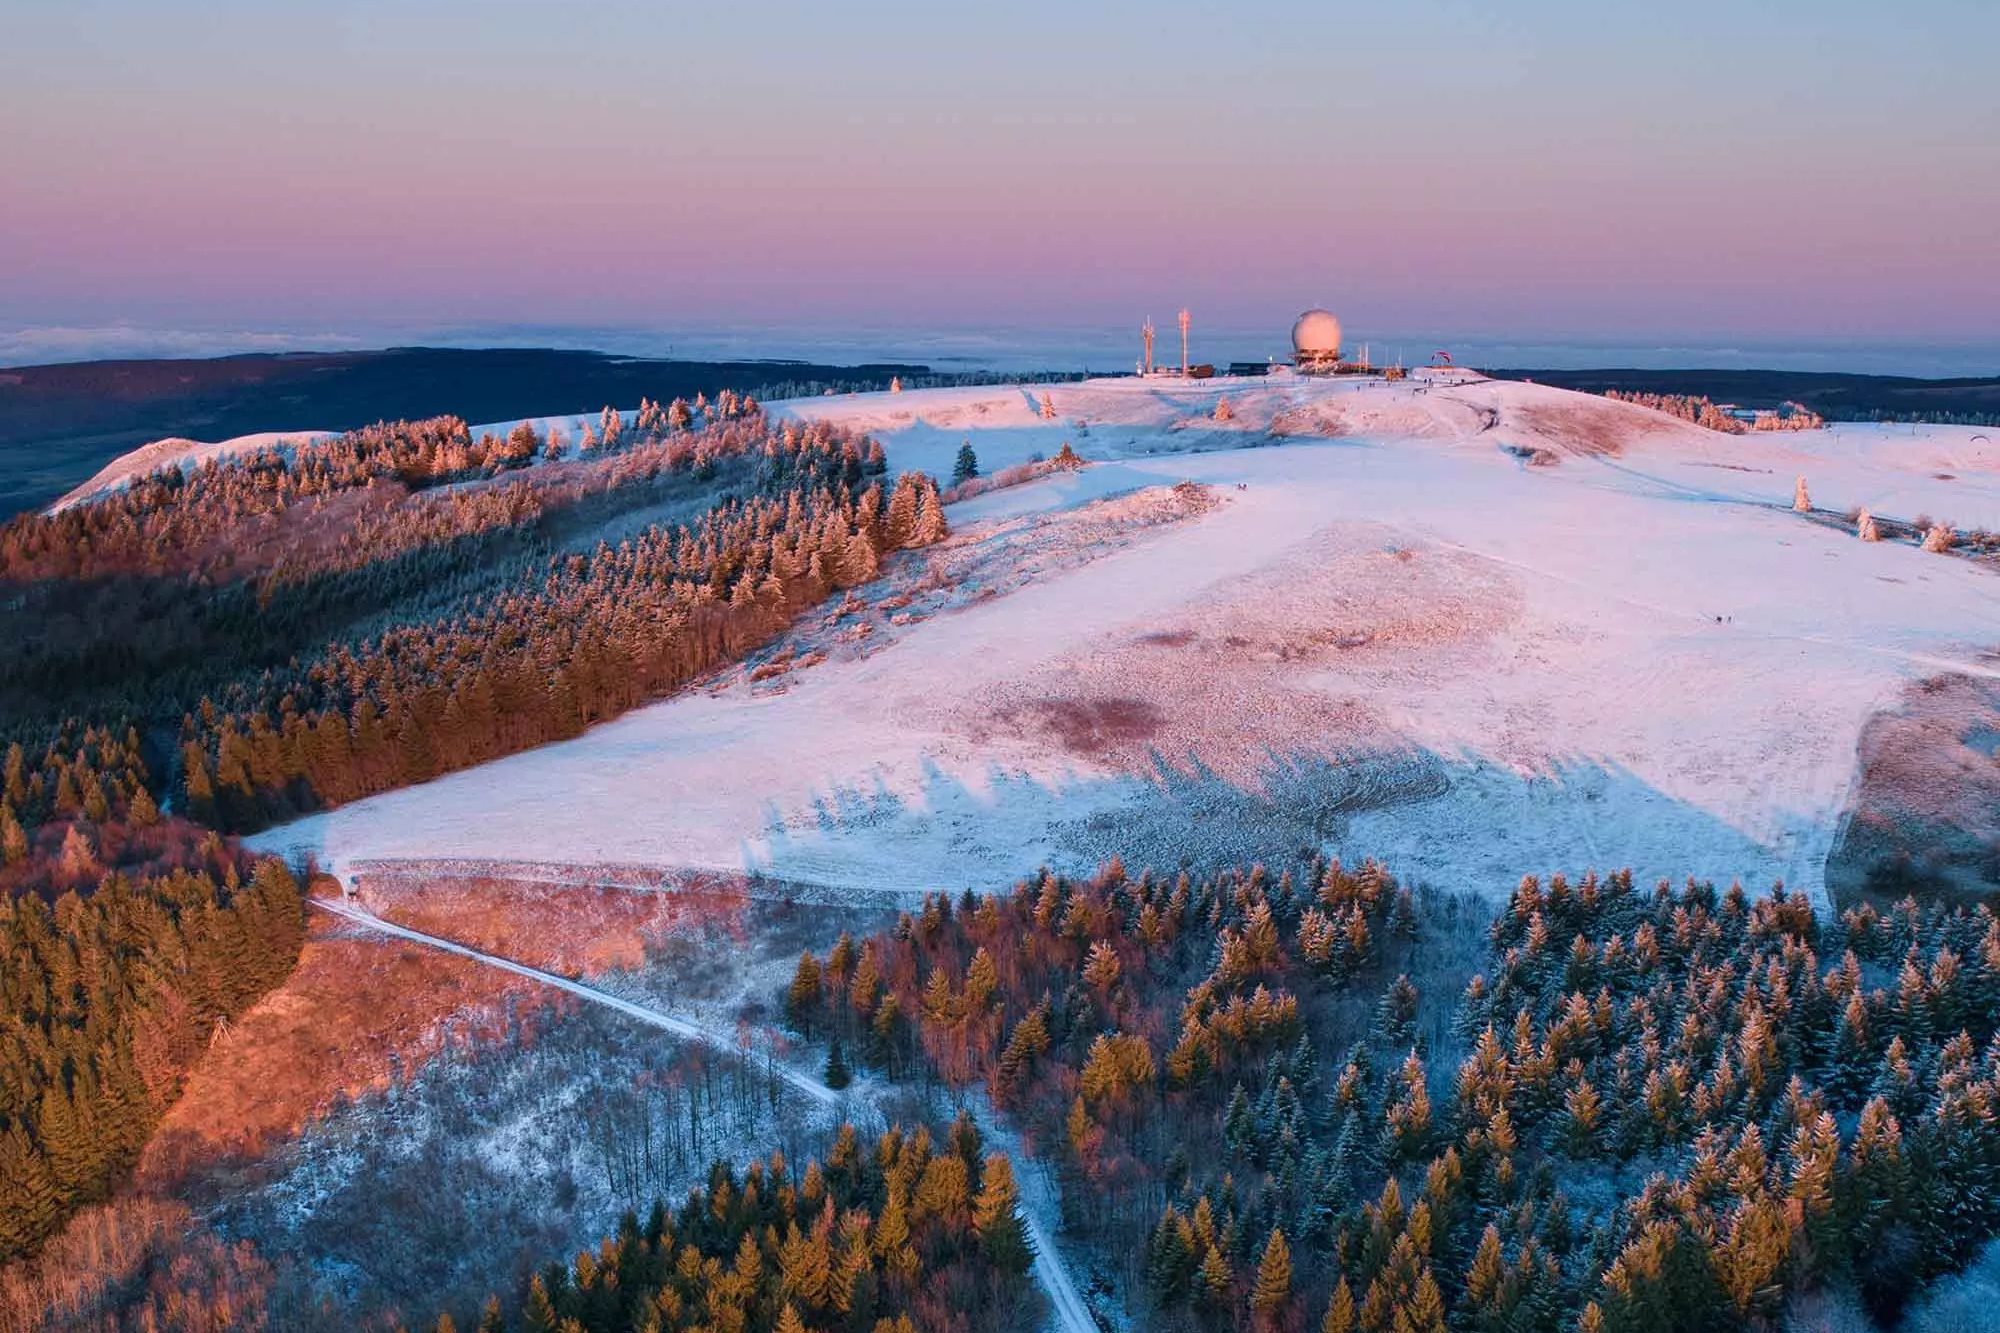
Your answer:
(214, 372), (2000, 911)
(50, 430), (337, 511)
(48, 407), (652, 512)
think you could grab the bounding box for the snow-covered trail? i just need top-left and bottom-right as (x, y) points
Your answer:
(306, 896), (1100, 1333)
(311, 894), (838, 1106)
(951, 1097), (1103, 1333)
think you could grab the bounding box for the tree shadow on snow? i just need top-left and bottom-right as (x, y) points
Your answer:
(739, 742), (1826, 906)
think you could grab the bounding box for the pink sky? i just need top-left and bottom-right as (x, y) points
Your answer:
(3, 0), (1996, 345)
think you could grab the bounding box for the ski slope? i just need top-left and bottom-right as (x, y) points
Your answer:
(238, 374), (2000, 912)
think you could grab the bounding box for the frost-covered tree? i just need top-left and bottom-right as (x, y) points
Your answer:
(1923, 523), (1955, 553)
(1857, 508), (1880, 542)
(1793, 476), (1811, 512)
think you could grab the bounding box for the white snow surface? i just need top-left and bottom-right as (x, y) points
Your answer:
(240, 374), (2000, 912)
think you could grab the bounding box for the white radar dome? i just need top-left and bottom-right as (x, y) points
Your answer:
(1292, 309), (1344, 356)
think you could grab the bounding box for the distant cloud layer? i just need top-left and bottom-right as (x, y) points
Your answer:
(0, 326), (371, 367)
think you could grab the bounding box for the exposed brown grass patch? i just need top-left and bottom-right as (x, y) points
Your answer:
(362, 871), (755, 977)
(1828, 673), (2000, 908)
(1513, 398), (1681, 457)
(1000, 697), (1167, 759)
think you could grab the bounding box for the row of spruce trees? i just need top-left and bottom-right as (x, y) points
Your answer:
(428, 1121), (1040, 1333)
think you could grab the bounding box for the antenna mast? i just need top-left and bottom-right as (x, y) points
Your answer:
(1142, 318), (1156, 376)
(1178, 308), (1191, 376)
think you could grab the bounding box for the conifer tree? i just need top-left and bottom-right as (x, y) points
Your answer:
(0, 802), (24, 864)
(1200, 1245), (1234, 1309)
(972, 1153), (1032, 1273)
(1252, 1226), (1293, 1326)
(824, 1038), (852, 1090)
(788, 952), (824, 1033)
(1321, 1276), (1356, 1333)
(521, 1274), (558, 1333)
(952, 442), (980, 485)
(912, 486), (949, 546)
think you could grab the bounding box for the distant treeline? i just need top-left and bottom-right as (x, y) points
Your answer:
(1488, 368), (2000, 426)
(752, 368), (1089, 403)
(1601, 392), (1822, 434)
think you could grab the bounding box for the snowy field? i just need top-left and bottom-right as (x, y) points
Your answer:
(228, 373), (2000, 912)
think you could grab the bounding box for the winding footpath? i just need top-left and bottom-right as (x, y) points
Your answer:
(308, 896), (1100, 1333)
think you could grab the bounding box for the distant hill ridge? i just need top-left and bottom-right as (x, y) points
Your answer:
(6, 346), (1998, 519)
(1487, 366), (2000, 423)
(0, 346), (930, 518)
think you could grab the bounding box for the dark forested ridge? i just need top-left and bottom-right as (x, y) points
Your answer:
(0, 347), (932, 518)
(788, 859), (2000, 1331)
(1485, 367), (2000, 426)
(0, 387), (946, 1266)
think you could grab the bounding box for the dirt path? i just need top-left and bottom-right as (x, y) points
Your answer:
(307, 896), (1101, 1333)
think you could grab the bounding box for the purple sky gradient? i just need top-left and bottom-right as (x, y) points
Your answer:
(3, 0), (1996, 350)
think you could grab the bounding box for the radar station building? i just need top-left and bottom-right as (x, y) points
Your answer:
(1291, 309), (1344, 373)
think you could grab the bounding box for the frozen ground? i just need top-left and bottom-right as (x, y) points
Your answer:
(224, 373), (2000, 912)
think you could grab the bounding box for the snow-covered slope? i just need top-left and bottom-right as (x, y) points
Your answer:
(49, 408), (655, 513)
(51, 430), (337, 511)
(240, 373), (2000, 912)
